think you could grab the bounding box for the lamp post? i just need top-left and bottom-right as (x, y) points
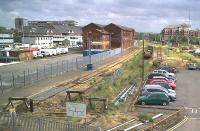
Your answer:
(142, 35), (145, 83)
(88, 31), (92, 65)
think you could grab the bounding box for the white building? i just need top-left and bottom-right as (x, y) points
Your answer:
(0, 33), (14, 48)
(28, 20), (79, 27)
(23, 24), (82, 48)
(65, 35), (82, 47)
(22, 35), (53, 48)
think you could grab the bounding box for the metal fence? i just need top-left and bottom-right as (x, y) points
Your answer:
(0, 48), (123, 94)
(0, 112), (101, 131)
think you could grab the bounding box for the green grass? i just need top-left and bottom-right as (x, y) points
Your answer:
(89, 52), (154, 100)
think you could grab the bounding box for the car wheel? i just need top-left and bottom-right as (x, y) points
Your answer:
(162, 102), (167, 106)
(141, 101), (145, 105)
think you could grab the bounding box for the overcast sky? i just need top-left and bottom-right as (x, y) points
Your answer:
(0, 0), (200, 33)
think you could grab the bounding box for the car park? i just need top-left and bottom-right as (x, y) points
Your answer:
(138, 92), (170, 106)
(142, 85), (176, 101)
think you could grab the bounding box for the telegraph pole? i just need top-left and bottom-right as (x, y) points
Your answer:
(88, 32), (92, 65)
(142, 36), (145, 83)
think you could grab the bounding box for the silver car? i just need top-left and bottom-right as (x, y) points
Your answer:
(187, 63), (198, 70)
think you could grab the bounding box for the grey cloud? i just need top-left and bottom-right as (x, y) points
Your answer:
(0, 0), (200, 32)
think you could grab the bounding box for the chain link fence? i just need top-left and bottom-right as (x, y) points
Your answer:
(0, 112), (101, 131)
(0, 48), (123, 94)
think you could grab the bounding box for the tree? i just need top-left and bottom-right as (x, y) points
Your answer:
(135, 32), (144, 40)
(0, 26), (7, 33)
(190, 36), (199, 45)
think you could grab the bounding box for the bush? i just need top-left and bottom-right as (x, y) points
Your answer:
(153, 60), (161, 68)
(139, 112), (154, 123)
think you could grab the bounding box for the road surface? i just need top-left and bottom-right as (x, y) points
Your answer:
(169, 70), (200, 131)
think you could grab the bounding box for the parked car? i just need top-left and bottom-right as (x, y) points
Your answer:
(37, 51), (43, 58)
(138, 92), (170, 106)
(147, 73), (176, 81)
(40, 49), (51, 56)
(153, 69), (176, 78)
(142, 85), (176, 101)
(187, 63), (198, 70)
(146, 77), (176, 90)
(150, 81), (172, 90)
(157, 66), (177, 74)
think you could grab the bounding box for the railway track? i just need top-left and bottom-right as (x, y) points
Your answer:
(31, 48), (142, 101)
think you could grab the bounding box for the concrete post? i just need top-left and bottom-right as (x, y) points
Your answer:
(0, 75), (3, 94)
(12, 72), (15, 88)
(36, 67), (39, 80)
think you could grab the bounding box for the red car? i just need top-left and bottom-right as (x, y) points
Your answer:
(146, 78), (176, 90)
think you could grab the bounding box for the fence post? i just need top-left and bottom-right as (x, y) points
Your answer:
(61, 60), (64, 74)
(37, 67), (39, 80)
(24, 70), (26, 86)
(72, 60), (74, 71)
(67, 60), (69, 72)
(12, 114), (15, 131)
(43, 64), (46, 78)
(57, 62), (59, 75)
(76, 58), (78, 70)
(0, 75), (3, 94)
(12, 72), (15, 88)
(51, 64), (53, 78)
(38, 117), (41, 131)
(28, 69), (30, 84)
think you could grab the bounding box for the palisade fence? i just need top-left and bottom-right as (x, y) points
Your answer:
(0, 112), (101, 131)
(0, 48), (131, 94)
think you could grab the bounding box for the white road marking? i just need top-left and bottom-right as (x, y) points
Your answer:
(184, 107), (200, 114)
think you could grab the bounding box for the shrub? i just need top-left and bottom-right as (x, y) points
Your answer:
(153, 60), (161, 68)
(139, 112), (154, 123)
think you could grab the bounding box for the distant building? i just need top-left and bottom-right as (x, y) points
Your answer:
(82, 23), (135, 50)
(15, 18), (28, 32)
(0, 33), (14, 48)
(22, 35), (53, 48)
(22, 25), (82, 48)
(161, 23), (200, 41)
(28, 20), (79, 27)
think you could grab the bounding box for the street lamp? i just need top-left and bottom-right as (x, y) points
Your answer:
(88, 31), (92, 64)
(142, 34), (145, 83)
(109, 32), (114, 50)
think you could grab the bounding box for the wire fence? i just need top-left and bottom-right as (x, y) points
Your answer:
(0, 112), (101, 131)
(0, 48), (126, 94)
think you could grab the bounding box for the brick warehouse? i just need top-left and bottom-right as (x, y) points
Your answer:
(82, 23), (110, 50)
(104, 23), (135, 50)
(82, 23), (135, 50)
